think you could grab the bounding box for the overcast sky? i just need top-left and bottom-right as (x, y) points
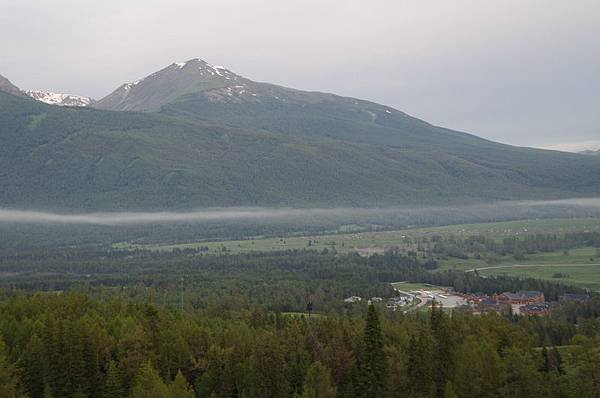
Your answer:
(1, 0), (598, 150)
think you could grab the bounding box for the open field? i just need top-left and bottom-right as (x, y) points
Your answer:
(114, 217), (600, 255)
(112, 217), (600, 291)
(441, 247), (600, 291)
(478, 263), (600, 291)
(439, 247), (600, 272)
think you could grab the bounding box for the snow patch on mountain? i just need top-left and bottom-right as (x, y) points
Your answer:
(94, 58), (270, 109)
(26, 90), (94, 107)
(124, 79), (143, 91)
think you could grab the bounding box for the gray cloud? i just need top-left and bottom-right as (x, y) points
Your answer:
(0, 0), (598, 149)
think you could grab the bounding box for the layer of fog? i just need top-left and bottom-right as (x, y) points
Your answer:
(2, 198), (600, 226)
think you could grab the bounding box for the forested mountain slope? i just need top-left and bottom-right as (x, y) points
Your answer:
(0, 74), (27, 98)
(1, 62), (600, 210)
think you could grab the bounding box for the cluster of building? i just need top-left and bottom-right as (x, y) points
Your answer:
(344, 296), (385, 304)
(344, 293), (416, 311)
(459, 290), (590, 316)
(385, 294), (414, 310)
(344, 288), (591, 317)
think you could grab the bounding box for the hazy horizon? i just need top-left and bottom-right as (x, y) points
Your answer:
(1, 0), (599, 151)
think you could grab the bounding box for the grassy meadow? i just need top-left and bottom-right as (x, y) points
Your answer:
(115, 217), (600, 254)
(113, 217), (600, 292)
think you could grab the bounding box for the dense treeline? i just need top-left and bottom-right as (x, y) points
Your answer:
(430, 231), (600, 261)
(0, 249), (585, 312)
(0, 241), (598, 396)
(0, 250), (422, 312)
(0, 293), (599, 397)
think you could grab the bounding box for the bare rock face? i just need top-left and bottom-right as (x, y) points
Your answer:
(93, 58), (263, 111)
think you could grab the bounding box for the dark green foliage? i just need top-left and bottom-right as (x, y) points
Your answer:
(355, 305), (388, 397)
(444, 381), (458, 398)
(251, 334), (289, 398)
(500, 348), (546, 396)
(169, 370), (194, 398)
(568, 335), (600, 396)
(195, 345), (237, 397)
(19, 335), (45, 398)
(130, 361), (170, 398)
(0, 338), (24, 397)
(103, 361), (124, 398)
(407, 331), (435, 398)
(452, 335), (504, 398)
(0, 245), (587, 317)
(0, 229), (597, 397)
(0, 291), (597, 397)
(302, 361), (336, 398)
(0, 250), (425, 313)
(431, 302), (454, 398)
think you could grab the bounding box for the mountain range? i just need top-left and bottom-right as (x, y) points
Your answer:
(1, 60), (600, 210)
(0, 76), (94, 107)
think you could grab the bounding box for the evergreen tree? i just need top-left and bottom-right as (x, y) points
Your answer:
(453, 336), (504, 398)
(251, 335), (289, 398)
(0, 339), (24, 398)
(500, 348), (545, 397)
(430, 301), (454, 398)
(284, 321), (312, 396)
(551, 346), (564, 376)
(301, 361), (336, 398)
(388, 345), (410, 397)
(566, 336), (600, 397)
(19, 335), (45, 398)
(196, 345), (236, 397)
(43, 384), (53, 398)
(443, 381), (458, 398)
(407, 331), (435, 398)
(540, 347), (550, 373)
(43, 319), (68, 398)
(72, 390), (87, 398)
(103, 361), (125, 398)
(81, 332), (101, 398)
(355, 305), (387, 398)
(63, 320), (87, 397)
(169, 370), (194, 398)
(130, 361), (170, 398)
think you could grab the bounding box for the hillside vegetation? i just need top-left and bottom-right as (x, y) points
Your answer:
(1, 60), (600, 210)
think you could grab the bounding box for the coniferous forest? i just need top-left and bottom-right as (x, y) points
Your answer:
(1, 290), (600, 397)
(0, 245), (599, 397)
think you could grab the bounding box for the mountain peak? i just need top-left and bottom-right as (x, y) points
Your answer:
(169, 58), (237, 77)
(172, 58), (207, 67)
(94, 58), (244, 111)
